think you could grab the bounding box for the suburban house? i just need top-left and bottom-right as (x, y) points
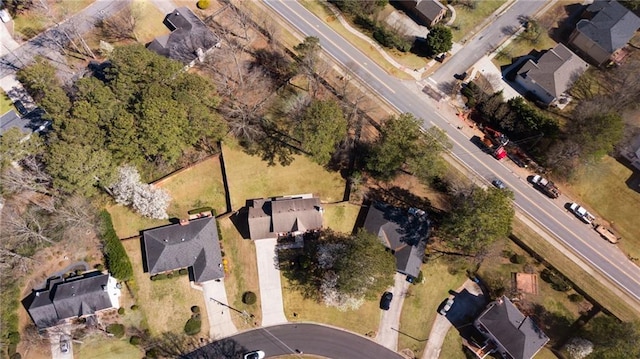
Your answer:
(622, 134), (640, 171)
(474, 296), (549, 359)
(23, 272), (121, 329)
(568, 0), (640, 66)
(515, 43), (589, 106)
(363, 203), (430, 280)
(147, 7), (219, 67)
(395, 0), (447, 28)
(142, 216), (224, 283)
(247, 195), (324, 240)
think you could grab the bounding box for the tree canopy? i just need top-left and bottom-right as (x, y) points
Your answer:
(423, 25), (453, 56)
(16, 57), (70, 118)
(296, 99), (347, 164)
(581, 316), (640, 359)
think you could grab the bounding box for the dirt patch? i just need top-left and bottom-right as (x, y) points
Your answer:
(515, 272), (539, 295)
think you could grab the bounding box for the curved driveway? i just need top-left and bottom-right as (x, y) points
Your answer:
(187, 323), (404, 359)
(264, 0), (640, 311)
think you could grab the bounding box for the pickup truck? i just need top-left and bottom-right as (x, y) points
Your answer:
(569, 203), (596, 224)
(594, 225), (619, 244)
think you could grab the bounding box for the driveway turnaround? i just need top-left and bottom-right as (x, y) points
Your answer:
(202, 279), (238, 338)
(254, 238), (287, 326)
(49, 328), (73, 359)
(376, 273), (410, 351)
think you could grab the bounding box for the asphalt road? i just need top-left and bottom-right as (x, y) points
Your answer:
(187, 323), (404, 359)
(264, 0), (640, 308)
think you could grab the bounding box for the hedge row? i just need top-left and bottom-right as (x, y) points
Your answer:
(354, 14), (412, 52)
(150, 268), (189, 281)
(99, 210), (134, 281)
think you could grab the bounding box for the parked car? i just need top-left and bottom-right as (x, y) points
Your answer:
(243, 350), (265, 359)
(380, 291), (393, 310)
(492, 179), (506, 189)
(454, 72), (468, 81)
(60, 338), (70, 353)
(13, 100), (28, 116)
(439, 296), (455, 315)
(568, 202), (595, 224)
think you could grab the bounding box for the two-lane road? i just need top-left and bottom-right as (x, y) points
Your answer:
(264, 0), (640, 310)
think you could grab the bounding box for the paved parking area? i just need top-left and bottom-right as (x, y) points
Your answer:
(254, 238), (287, 326)
(201, 279), (238, 338)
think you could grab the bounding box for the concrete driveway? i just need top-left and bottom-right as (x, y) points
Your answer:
(201, 279), (238, 338)
(49, 329), (73, 359)
(375, 272), (410, 351)
(254, 238), (287, 326)
(0, 22), (20, 57)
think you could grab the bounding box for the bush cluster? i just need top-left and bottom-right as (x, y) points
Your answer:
(184, 315), (202, 336)
(541, 268), (572, 292)
(99, 211), (134, 281)
(106, 323), (125, 338)
(150, 268), (189, 281)
(191, 306), (200, 314)
(510, 254), (527, 264)
(118, 307), (125, 315)
(242, 291), (257, 305)
(129, 336), (141, 345)
(353, 15), (411, 52)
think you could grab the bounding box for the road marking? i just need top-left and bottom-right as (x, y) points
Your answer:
(272, 1), (396, 94)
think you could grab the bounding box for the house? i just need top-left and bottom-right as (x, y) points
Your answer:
(622, 134), (640, 171)
(568, 0), (640, 66)
(515, 43), (589, 106)
(142, 216), (224, 282)
(147, 7), (219, 67)
(247, 195), (324, 240)
(363, 202), (430, 279)
(474, 296), (549, 359)
(395, 0), (447, 28)
(23, 272), (121, 329)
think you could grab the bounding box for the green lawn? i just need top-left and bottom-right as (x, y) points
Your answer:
(398, 260), (468, 356)
(439, 329), (467, 359)
(222, 141), (345, 210)
(323, 202), (361, 234)
(493, 32), (557, 68)
(1, 90), (12, 114)
(450, 1), (507, 43)
(74, 333), (143, 359)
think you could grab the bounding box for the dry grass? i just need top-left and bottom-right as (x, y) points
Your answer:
(450, 1), (507, 43)
(222, 141), (345, 210)
(12, 0), (95, 40)
(397, 260), (467, 356)
(493, 32), (557, 68)
(122, 239), (210, 336)
(1, 90), (13, 113)
(438, 329), (467, 359)
(323, 202), (361, 234)
(129, 0), (171, 44)
(74, 333), (143, 359)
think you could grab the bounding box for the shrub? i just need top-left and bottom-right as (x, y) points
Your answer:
(196, 0), (210, 10)
(130, 304), (139, 310)
(242, 291), (257, 305)
(191, 305), (200, 314)
(510, 254), (526, 264)
(541, 268), (572, 292)
(568, 293), (584, 302)
(118, 307), (125, 315)
(354, 15), (376, 32)
(187, 206), (213, 215)
(166, 272), (174, 279)
(7, 331), (20, 344)
(151, 273), (167, 281)
(106, 323), (125, 338)
(94, 263), (105, 271)
(184, 317), (202, 336)
(146, 348), (159, 358)
(129, 336), (141, 345)
(99, 211), (133, 281)
(178, 268), (188, 275)
(415, 270), (424, 284)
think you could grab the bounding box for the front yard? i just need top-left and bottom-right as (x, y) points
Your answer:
(450, 1), (507, 43)
(75, 333), (143, 359)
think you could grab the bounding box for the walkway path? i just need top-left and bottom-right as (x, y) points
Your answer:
(254, 238), (287, 326)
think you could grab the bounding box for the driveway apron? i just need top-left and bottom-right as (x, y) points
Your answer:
(254, 238), (287, 326)
(375, 273), (410, 351)
(202, 279), (238, 338)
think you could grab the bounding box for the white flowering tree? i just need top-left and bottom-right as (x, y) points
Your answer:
(564, 337), (593, 359)
(110, 165), (171, 219)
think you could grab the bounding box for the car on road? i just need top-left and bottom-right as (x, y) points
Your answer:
(243, 350), (265, 359)
(454, 72), (468, 81)
(439, 296), (455, 315)
(13, 100), (28, 116)
(60, 338), (70, 353)
(568, 202), (595, 224)
(492, 179), (506, 189)
(380, 291), (393, 310)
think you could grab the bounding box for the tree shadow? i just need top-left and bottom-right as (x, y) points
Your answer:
(549, 4), (587, 44)
(173, 333), (247, 358)
(230, 207), (251, 240)
(366, 185), (445, 222)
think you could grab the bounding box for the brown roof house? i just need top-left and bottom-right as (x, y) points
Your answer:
(515, 43), (589, 106)
(569, 0), (640, 66)
(474, 296), (549, 359)
(142, 216), (224, 283)
(23, 272), (121, 329)
(395, 0), (447, 28)
(247, 195), (324, 240)
(147, 7), (219, 67)
(363, 203), (430, 280)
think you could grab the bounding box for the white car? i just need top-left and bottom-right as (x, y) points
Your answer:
(569, 202), (595, 224)
(439, 297), (455, 315)
(243, 350), (265, 359)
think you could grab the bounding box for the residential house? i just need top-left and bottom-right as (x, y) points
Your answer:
(142, 216), (224, 282)
(147, 7), (219, 67)
(363, 203), (429, 280)
(622, 134), (640, 171)
(23, 272), (121, 329)
(247, 195), (324, 240)
(568, 0), (640, 66)
(515, 43), (589, 106)
(474, 296), (549, 359)
(395, 0), (447, 28)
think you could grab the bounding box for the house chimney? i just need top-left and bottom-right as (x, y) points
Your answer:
(180, 219), (189, 226)
(35, 292), (40, 297)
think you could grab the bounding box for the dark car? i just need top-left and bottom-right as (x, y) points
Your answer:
(380, 291), (393, 310)
(14, 100), (28, 116)
(454, 72), (468, 81)
(492, 179), (506, 189)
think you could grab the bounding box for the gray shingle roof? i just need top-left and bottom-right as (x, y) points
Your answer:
(415, 0), (447, 23)
(248, 196), (323, 239)
(577, 0), (640, 54)
(517, 43), (589, 98)
(142, 216), (224, 282)
(362, 203), (429, 278)
(476, 296), (549, 359)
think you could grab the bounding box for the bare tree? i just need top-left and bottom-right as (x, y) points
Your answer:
(98, 3), (142, 42)
(1, 156), (53, 196)
(3, 204), (55, 248)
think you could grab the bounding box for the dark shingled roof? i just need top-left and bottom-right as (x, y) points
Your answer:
(142, 216), (223, 282)
(362, 202), (429, 278)
(25, 273), (116, 328)
(476, 296), (549, 359)
(248, 196), (323, 240)
(415, 0), (446, 22)
(576, 0), (640, 54)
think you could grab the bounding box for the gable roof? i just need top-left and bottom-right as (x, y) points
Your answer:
(25, 273), (116, 328)
(517, 43), (589, 99)
(576, 0), (640, 54)
(248, 196), (323, 239)
(476, 296), (549, 359)
(142, 216), (223, 282)
(415, 0), (447, 22)
(363, 202), (429, 278)
(147, 7), (218, 65)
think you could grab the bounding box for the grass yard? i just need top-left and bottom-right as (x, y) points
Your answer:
(122, 239), (210, 336)
(218, 217), (262, 330)
(129, 0), (171, 44)
(222, 141), (345, 210)
(12, 0), (95, 41)
(493, 32), (557, 68)
(75, 333), (143, 359)
(568, 156), (640, 261)
(323, 202), (361, 234)
(397, 261), (467, 356)
(1, 90), (13, 113)
(107, 205), (167, 239)
(438, 329), (467, 359)
(450, 1), (506, 43)
(281, 277), (381, 336)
